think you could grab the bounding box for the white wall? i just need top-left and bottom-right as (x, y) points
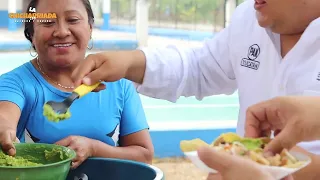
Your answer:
(136, 0), (149, 46)
(225, 0), (237, 27)
(0, 0), (23, 11)
(17, 0), (23, 11)
(0, 0), (8, 11)
(89, 0), (103, 19)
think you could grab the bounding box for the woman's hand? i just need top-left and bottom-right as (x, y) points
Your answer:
(55, 135), (97, 169)
(0, 126), (19, 156)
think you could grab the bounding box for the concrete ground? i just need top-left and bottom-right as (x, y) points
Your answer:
(153, 158), (208, 180)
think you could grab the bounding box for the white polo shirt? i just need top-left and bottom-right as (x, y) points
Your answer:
(137, 0), (320, 154)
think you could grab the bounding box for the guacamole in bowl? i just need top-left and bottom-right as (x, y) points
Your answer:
(0, 143), (76, 180)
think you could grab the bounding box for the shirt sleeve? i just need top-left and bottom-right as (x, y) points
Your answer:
(0, 73), (26, 111)
(134, 2), (252, 102)
(120, 80), (149, 136)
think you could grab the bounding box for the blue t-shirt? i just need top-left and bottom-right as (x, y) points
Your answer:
(0, 61), (149, 146)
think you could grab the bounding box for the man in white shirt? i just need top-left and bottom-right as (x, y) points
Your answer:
(72, 0), (320, 179)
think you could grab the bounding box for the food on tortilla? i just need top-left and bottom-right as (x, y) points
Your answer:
(212, 132), (270, 151)
(181, 132), (305, 168)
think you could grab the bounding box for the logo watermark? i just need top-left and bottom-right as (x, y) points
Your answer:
(8, 7), (57, 23)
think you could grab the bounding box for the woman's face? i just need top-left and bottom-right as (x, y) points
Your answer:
(32, 0), (92, 67)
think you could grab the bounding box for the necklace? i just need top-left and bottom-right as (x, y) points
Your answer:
(36, 57), (75, 89)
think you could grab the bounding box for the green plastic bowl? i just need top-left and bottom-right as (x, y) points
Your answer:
(0, 143), (76, 180)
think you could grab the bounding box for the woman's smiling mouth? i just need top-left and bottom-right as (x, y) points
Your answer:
(52, 43), (73, 48)
(51, 43), (74, 54)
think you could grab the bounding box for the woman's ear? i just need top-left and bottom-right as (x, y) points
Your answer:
(89, 25), (92, 38)
(31, 37), (36, 50)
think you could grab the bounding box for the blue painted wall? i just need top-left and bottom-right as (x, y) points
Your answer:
(0, 10), (8, 28)
(0, 10), (23, 29)
(101, 13), (110, 30)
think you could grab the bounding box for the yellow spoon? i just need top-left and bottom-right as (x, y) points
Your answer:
(43, 82), (100, 122)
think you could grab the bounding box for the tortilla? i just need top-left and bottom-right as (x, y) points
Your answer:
(180, 138), (209, 152)
(211, 132), (242, 146)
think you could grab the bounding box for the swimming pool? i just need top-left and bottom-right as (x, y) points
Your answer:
(0, 51), (239, 157)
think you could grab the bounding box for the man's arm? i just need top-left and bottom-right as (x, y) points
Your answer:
(72, 2), (256, 102)
(134, 2), (257, 102)
(291, 146), (320, 180)
(135, 28), (237, 102)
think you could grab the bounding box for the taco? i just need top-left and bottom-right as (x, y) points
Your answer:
(181, 132), (305, 168)
(211, 133), (303, 167)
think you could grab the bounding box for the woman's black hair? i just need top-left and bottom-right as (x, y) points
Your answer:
(24, 0), (95, 50)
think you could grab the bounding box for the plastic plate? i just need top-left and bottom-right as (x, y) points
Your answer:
(184, 150), (311, 180)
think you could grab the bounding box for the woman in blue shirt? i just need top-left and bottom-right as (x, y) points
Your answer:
(0, 0), (153, 169)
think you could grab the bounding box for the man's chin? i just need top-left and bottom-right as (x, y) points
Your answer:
(257, 21), (272, 30)
(256, 11), (270, 28)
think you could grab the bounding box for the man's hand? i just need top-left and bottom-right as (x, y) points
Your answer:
(197, 146), (275, 180)
(71, 50), (146, 90)
(245, 96), (320, 154)
(55, 136), (97, 169)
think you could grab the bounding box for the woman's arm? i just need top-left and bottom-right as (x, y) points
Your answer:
(0, 102), (22, 155)
(92, 129), (154, 164)
(0, 70), (26, 155)
(90, 79), (154, 163)
(0, 101), (21, 130)
(0, 73), (26, 155)
(55, 130), (153, 169)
